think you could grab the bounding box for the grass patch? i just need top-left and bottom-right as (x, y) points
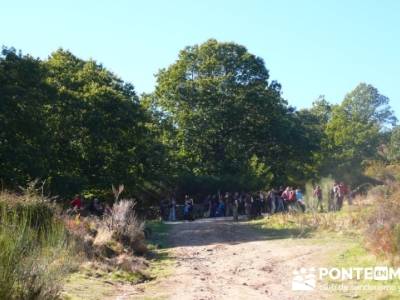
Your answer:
(62, 263), (151, 300)
(145, 220), (174, 279)
(250, 204), (366, 240)
(328, 241), (400, 300)
(63, 272), (121, 300)
(0, 190), (76, 300)
(62, 220), (175, 299)
(145, 220), (170, 249)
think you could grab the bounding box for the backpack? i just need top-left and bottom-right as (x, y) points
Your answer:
(288, 191), (296, 202)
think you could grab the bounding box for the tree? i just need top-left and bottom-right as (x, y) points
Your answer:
(43, 49), (168, 199)
(325, 83), (397, 181)
(388, 126), (400, 162)
(296, 96), (337, 178)
(151, 39), (314, 191)
(0, 47), (169, 204)
(308, 96), (334, 126)
(0, 48), (53, 187)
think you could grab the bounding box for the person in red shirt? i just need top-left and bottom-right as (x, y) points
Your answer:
(70, 194), (83, 210)
(340, 182), (351, 205)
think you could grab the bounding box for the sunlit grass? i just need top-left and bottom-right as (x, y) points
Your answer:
(0, 191), (76, 300)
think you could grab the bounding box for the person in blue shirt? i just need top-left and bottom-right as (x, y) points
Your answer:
(295, 188), (306, 212)
(215, 199), (225, 217)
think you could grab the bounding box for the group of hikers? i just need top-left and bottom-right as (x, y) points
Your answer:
(161, 182), (351, 221)
(68, 194), (113, 216)
(67, 182), (351, 221)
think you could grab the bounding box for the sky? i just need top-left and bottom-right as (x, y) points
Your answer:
(1, 0), (399, 117)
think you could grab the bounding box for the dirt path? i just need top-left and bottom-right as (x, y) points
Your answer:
(129, 217), (343, 300)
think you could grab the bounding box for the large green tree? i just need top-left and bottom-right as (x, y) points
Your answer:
(325, 83), (397, 181)
(296, 96), (339, 178)
(0, 48), (53, 186)
(0, 47), (169, 203)
(43, 49), (169, 198)
(151, 39), (315, 191)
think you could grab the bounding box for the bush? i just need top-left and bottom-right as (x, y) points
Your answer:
(364, 161), (400, 184)
(64, 198), (148, 276)
(0, 191), (76, 300)
(365, 184), (400, 264)
(105, 200), (147, 255)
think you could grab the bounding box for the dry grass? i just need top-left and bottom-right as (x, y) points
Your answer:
(104, 199), (147, 255)
(266, 179), (400, 266)
(365, 184), (400, 264)
(254, 204), (365, 237)
(63, 199), (148, 279)
(0, 190), (77, 300)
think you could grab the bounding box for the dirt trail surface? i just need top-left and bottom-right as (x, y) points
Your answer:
(130, 217), (341, 300)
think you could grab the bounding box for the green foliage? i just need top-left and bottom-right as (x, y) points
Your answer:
(0, 47), (169, 203)
(388, 126), (400, 162)
(319, 84), (395, 183)
(150, 39), (317, 192)
(44, 49), (169, 198)
(1, 43), (397, 201)
(365, 183), (400, 264)
(0, 48), (53, 186)
(0, 191), (76, 300)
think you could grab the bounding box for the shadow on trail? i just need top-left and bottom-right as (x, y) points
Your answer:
(158, 217), (313, 248)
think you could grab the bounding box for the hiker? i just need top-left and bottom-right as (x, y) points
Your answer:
(281, 187), (290, 211)
(183, 195), (194, 221)
(313, 185), (324, 212)
(328, 186), (334, 211)
(168, 196), (176, 221)
(244, 194), (252, 219)
(225, 192), (232, 216)
(89, 198), (103, 216)
(215, 198), (225, 217)
(210, 194), (218, 218)
(295, 188), (306, 212)
(331, 183), (341, 211)
(232, 192), (239, 221)
(284, 187), (297, 211)
(333, 182), (342, 211)
(337, 182), (346, 211)
(250, 193), (257, 218)
(70, 194), (83, 212)
(275, 188), (285, 212)
(160, 198), (169, 221)
(259, 192), (266, 213)
(238, 192), (246, 215)
(253, 193), (262, 217)
(267, 189), (276, 213)
(203, 195), (211, 218)
(340, 182), (350, 205)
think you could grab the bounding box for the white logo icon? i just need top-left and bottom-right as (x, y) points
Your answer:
(292, 267), (316, 291)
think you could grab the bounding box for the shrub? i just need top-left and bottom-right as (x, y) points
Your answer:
(256, 207), (364, 236)
(365, 184), (400, 264)
(105, 200), (147, 255)
(0, 191), (76, 300)
(65, 199), (147, 262)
